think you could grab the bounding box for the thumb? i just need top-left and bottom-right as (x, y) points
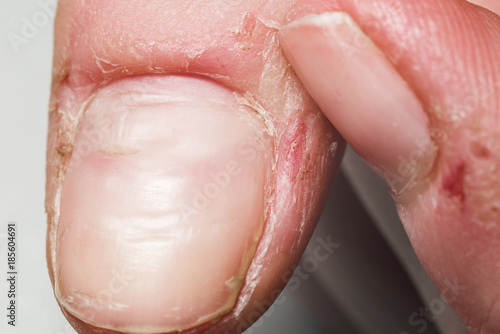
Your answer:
(279, 0), (500, 333)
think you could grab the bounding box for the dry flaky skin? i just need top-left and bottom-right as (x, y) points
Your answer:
(45, 1), (344, 333)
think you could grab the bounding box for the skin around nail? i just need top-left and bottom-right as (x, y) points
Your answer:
(46, 1), (343, 333)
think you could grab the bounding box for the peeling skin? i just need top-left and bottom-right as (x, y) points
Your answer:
(97, 146), (139, 156)
(46, 1), (344, 333)
(432, 125), (500, 229)
(68, 290), (131, 312)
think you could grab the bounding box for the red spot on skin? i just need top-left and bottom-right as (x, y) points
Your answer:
(442, 162), (466, 202)
(471, 142), (491, 159)
(280, 118), (307, 182)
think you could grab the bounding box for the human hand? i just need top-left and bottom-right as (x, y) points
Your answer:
(45, 0), (500, 333)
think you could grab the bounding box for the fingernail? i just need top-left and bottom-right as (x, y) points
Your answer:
(55, 75), (270, 332)
(279, 12), (435, 195)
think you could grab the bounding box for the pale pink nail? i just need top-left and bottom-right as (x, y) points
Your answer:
(55, 75), (271, 333)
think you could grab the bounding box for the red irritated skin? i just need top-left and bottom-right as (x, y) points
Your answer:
(279, 0), (500, 333)
(46, 1), (343, 334)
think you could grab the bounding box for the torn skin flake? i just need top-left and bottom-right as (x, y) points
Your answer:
(442, 161), (466, 203)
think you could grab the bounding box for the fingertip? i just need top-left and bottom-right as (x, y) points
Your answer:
(279, 12), (436, 196)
